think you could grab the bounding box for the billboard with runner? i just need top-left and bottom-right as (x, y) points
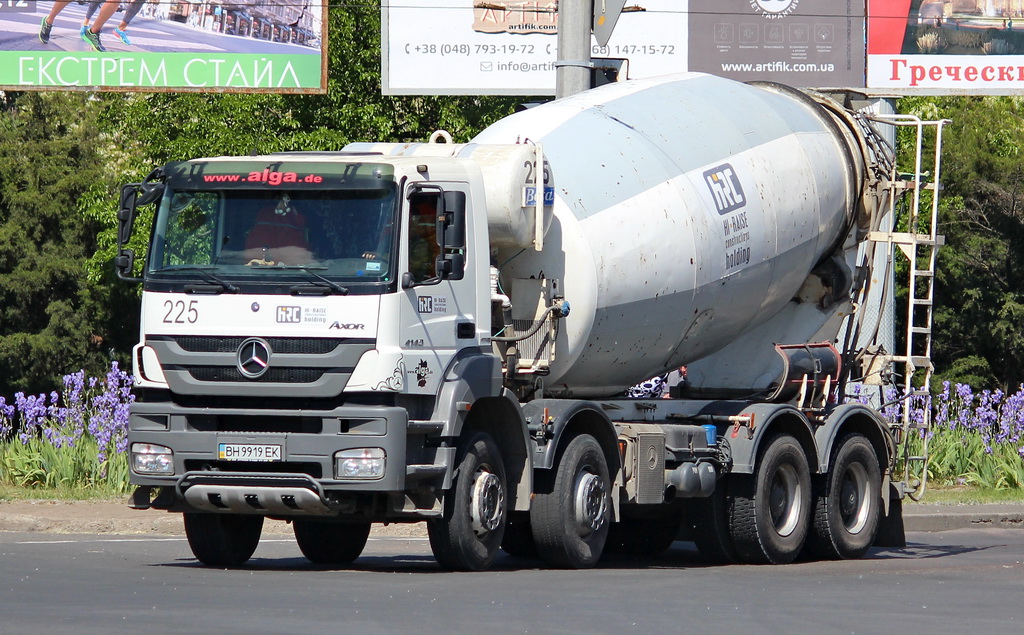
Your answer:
(0, 0), (326, 92)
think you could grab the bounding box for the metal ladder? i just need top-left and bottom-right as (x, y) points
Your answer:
(866, 114), (949, 501)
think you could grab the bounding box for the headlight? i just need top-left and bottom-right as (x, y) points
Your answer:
(131, 443), (174, 475)
(335, 448), (385, 480)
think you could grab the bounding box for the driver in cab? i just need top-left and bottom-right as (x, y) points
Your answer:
(244, 194), (312, 265)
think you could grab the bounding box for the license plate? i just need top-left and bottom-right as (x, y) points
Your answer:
(218, 443), (282, 462)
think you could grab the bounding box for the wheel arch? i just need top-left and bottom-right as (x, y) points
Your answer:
(727, 404), (819, 475)
(521, 399), (623, 518)
(815, 403), (895, 476)
(462, 389), (532, 512)
(523, 400), (620, 471)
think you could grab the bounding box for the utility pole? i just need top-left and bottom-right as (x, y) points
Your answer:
(555, 0), (591, 98)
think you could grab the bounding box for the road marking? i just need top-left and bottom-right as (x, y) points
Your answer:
(14, 536), (428, 545)
(14, 538), (291, 545)
(16, 538), (186, 544)
(368, 537), (429, 542)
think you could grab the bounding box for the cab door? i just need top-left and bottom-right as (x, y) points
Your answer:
(396, 185), (477, 394)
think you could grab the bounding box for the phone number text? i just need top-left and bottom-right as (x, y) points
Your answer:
(401, 42), (679, 57)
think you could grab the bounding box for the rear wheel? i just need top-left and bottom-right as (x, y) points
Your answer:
(501, 512), (538, 559)
(293, 520), (371, 564)
(686, 484), (738, 564)
(531, 434), (611, 569)
(427, 431), (507, 571)
(806, 434), (881, 560)
(184, 513), (264, 567)
(604, 502), (684, 557)
(729, 434), (811, 564)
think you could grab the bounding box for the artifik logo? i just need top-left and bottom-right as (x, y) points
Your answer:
(236, 338), (272, 379)
(751, 0), (799, 19)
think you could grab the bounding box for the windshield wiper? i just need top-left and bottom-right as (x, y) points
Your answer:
(155, 266), (239, 293)
(286, 267), (349, 295)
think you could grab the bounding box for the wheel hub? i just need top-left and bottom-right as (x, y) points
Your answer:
(469, 467), (503, 536)
(839, 462), (869, 534)
(574, 470), (608, 535)
(768, 463), (801, 537)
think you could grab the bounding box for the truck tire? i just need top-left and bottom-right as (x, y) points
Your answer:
(501, 511), (538, 559)
(806, 433), (881, 560)
(729, 434), (811, 564)
(604, 502), (684, 557)
(427, 431), (507, 571)
(686, 485), (738, 564)
(293, 520), (372, 564)
(531, 434), (611, 569)
(183, 513), (264, 567)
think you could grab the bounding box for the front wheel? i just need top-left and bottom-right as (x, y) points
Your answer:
(427, 431), (507, 571)
(293, 520), (372, 564)
(806, 433), (881, 560)
(183, 513), (264, 567)
(531, 434), (611, 569)
(729, 434), (811, 564)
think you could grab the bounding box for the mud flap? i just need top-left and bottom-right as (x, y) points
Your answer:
(873, 486), (906, 548)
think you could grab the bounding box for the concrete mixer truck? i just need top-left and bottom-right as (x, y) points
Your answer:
(115, 72), (940, 571)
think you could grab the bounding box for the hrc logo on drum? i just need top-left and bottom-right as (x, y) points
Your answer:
(703, 163), (746, 215)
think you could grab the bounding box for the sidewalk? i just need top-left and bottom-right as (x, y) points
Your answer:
(0, 499), (1021, 536)
(0, 499), (423, 537)
(901, 502), (1024, 531)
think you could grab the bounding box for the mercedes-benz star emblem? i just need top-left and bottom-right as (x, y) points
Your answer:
(236, 338), (271, 379)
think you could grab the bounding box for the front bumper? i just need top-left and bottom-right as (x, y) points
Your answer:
(128, 399), (411, 505)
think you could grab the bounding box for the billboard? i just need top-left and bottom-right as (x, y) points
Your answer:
(382, 0), (866, 95)
(0, 1), (326, 92)
(688, 0), (865, 88)
(382, 0), (687, 95)
(868, 0), (1024, 93)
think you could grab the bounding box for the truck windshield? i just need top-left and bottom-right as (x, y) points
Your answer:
(147, 186), (397, 289)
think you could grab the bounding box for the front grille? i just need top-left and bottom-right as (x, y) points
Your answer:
(171, 393), (395, 411)
(166, 336), (353, 355)
(184, 460), (323, 478)
(185, 366), (327, 383)
(189, 414), (323, 434)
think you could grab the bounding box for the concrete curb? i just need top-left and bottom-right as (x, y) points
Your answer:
(902, 504), (1024, 532)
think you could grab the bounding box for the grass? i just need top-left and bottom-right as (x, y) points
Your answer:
(908, 484), (1024, 505)
(0, 482), (129, 503)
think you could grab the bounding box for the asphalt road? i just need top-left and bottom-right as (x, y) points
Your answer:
(1, 527), (1022, 634)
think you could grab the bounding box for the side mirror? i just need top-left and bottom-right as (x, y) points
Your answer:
(437, 191), (466, 250)
(117, 185), (139, 247)
(436, 253), (464, 279)
(436, 191), (466, 280)
(137, 181), (164, 206)
(401, 271), (416, 290)
(115, 248), (141, 283)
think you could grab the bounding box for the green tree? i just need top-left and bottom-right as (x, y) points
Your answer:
(3, 3), (525, 395)
(899, 96), (1024, 390)
(87, 1), (520, 280)
(0, 92), (119, 394)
